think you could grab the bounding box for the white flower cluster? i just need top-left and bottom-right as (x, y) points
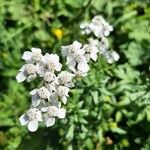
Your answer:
(17, 48), (68, 132)
(80, 15), (119, 64)
(17, 15), (119, 132)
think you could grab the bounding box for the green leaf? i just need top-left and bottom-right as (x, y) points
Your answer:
(91, 91), (99, 104)
(116, 111), (122, 122)
(66, 124), (74, 141)
(111, 127), (126, 134)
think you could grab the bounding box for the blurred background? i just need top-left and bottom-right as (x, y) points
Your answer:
(0, 0), (150, 149)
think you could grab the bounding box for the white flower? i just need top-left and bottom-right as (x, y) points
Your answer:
(81, 15), (113, 38)
(83, 44), (99, 62)
(16, 64), (38, 82)
(80, 22), (91, 35)
(22, 48), (44, 64)
(89, 20), (104, 38)
(91, 15), (113, 38)
(37, 54), (62, 77)
(30, 87), (51, 107)
(104, 50), (120, 64)
(57, 71), (74, 87)
(43, 72), (56, 83)
(61, 41), (89, 72)
(51, 85), (70, 104)
(69, 66), (88, 77)
(66, 48), (90, 72)
(19, 108), (42, 132)
(88, 37), (109, 57)
(42, 106), (66, 127)
(61, 41), (82, 57)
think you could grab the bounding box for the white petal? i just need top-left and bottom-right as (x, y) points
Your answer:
(27, 74), (37, 82)
(111, 51), (120, 61)
(50, 92), (58, 101)
(19, 65), (26, 72)
(36, 111), (42, 121)
(37, 65), (45, 77)
(68, 66), (76, 73)
(58, 108), (66, 118)
(107, 58), (113, 64)
(73, 41), (82, 49)
(104, 30), (110, 36)
(77, 49), (85, 55)
(92, 46), (99, 53)
(51, 54), (59, 62)
(50, 97), (60, 107)
(67, 57), (76, 67)
(46, 117), (55, 127)
(85, 54), (91, 62)
(85, 28), (91, 34)
(56, 63), (62, 71)
(78, 62), (89, 72)
(80, 22), (88, 29)
(19, 114), (29, 125)
(22, 51), (33, 61)
(32, 96), (41, 107)
(31, 48), (41, 53)
(88, 38), (99, 46)
(16, 72), (26, 83)
(62, 96), (67, 104)
(58, 102), (62, 108)
(30, 89), (38, 95)
(47, 83), (56, 93)
(90, 53), (98, 61)
(42, 54), (48, 63)
(66, 82), (74, 88)
(28, 120), (38, 132)
(41, 107), (48, 112)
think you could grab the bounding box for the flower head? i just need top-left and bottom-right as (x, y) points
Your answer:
(16, 64), (38, 82)
(57, 71), (74, 87)
(66, 48), (90, 72)
(52, 28), (63, 39)
(61, 41), (82, 57)
(50, 85), (70, 104)
(43, 72), (56, 83)
(42, 106), (66, 127)
(104, 50), (120, 64)
(22, 48), (44, 64)
(37, 54), (62, 77)
(19, 108), (42, 132)
(80, 15), (113, 38)
(30, 87), (51, 107)
(83, 44), (99, 62)
(43, 53), (62, 72)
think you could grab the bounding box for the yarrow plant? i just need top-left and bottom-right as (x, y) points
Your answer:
(16, 15), (119, 132)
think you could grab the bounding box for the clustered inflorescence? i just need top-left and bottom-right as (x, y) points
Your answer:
(16, 15), (119, 132)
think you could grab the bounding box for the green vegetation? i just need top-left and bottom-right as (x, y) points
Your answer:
(0, 0), (150, 149)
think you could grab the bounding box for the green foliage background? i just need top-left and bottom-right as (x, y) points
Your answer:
(0, 0), (150, 149)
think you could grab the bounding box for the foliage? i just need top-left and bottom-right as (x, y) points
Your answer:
(0, 0), (150, 149)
